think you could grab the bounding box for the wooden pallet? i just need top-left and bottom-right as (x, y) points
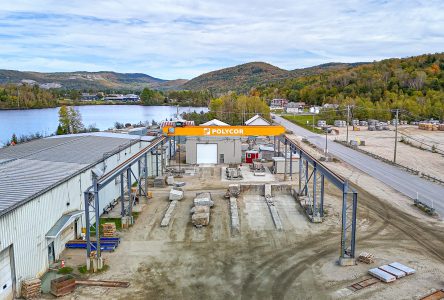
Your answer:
(22, 278), (41, 299)
(421, 290), (444, 300)
(358, 252), (375, 264)
(348, 277), (380, 292)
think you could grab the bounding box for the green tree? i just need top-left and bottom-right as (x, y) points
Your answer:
(56, 106), (84, 134)
(58, 106), (70, 134)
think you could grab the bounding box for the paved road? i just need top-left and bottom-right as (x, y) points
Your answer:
(274, 114), (444, 217)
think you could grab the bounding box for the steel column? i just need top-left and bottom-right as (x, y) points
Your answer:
(93, 179), (101, 259)
(351, 192), (358, 257)
(127, 167), (132, 216)
(298, 150), (302, 193)
(289, 148), (293, 180)
(274, 136), (277, 156)
(340, 184), (348, 258)
(284, 141), (288, 180)
(304, 160), (309, 196)
(120, 173), (125, 216)
(320, 174), (325, 217)
(155, 147), (159, 177)
(313, 165), (317, 215)
(137, 159), (142, 196)
(144, 153), (148, 198)
(84, 192), (91, 259)
(161, 142), (164, 175)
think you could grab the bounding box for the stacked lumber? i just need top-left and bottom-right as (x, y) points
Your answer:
(22, 278), (41, 299)
(102, 222), (116, 237)
(358, 252), (375, 264)
(439, 124), (444, 131)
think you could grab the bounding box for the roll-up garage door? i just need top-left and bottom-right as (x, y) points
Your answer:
(196, 144), (217, 164)
(0, 247), (13, 300)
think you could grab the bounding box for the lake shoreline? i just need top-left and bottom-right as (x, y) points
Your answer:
(0, 101), (208, 111)
(0, 105), (208, 145)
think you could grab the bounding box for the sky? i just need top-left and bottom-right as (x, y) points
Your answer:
(0, 0), (443, 79)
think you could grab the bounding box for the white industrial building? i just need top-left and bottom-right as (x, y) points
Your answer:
(0, 133), (166, 298)
(245, 114), (270, 126)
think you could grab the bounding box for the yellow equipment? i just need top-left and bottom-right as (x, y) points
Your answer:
(163, 125), (286, 137)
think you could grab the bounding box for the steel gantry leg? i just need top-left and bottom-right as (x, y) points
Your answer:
(273, 136), (276, 156)
(161, 141), (165, 175)
(284, 140), (288, 180)
(289, 148), (293, 180)
(155, 146), (159, 177)
(127, 167), (132, 218)
(304, 160), (309, 196)
(93, 179), (101, 261)
(339, 183), (358, 265)
(320, 174), (325, 217)
(313, 165), (317, 217)
(84, 191), (92, 268)
(144, 153), (148, 198)
(137, 159), (142, 196)
(298, 151), (303, 193)
(120, 173), (125, 217)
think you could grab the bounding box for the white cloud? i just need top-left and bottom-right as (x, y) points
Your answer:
(0, 0), (443, 79)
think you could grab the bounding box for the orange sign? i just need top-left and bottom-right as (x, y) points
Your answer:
(163, 125), (285, 136)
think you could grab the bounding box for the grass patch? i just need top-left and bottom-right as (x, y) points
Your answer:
(57, 267), (73, 274)
(78, 264), (110, 274)
(90, 218), (122, 234)
(283, 115), (325, 134)
(78, 265), (88, 274)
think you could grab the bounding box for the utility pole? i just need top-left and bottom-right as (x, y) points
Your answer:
(346, 105), (350, 144)
(394, 109), (399, 163)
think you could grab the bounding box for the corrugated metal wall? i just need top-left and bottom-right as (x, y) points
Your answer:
(0, 139), (165, 297)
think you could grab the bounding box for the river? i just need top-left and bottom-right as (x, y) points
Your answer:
(0, 105), (208, 145)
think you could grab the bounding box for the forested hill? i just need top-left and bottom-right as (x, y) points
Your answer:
(257, 53), (444, 120)
(181, 61), (362, 93)
(0, 70), (185, 91)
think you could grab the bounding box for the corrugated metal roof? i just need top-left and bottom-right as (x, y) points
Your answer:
(46, 210), (83, 238)
(0, 135), (142, 217)
(0, 159), (87, 214)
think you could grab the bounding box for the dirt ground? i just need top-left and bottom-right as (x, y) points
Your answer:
(332, 125), (444, 181)
(57, 158), (444, 300)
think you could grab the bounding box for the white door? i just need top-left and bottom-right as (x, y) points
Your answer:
(0, 247), (13, 300)
(196, 144), (217, 164)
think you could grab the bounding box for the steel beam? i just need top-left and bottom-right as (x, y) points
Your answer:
(97, 137), (165, 188)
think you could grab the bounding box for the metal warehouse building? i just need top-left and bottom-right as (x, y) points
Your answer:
(0, 133), (167, 299)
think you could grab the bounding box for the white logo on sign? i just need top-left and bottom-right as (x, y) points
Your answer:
(203, 128), (211, 135)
